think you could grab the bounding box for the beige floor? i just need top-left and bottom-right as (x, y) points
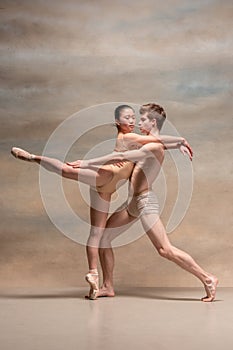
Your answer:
(0, 287), (232, 350)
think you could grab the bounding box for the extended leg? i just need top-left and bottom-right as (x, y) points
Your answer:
(11, 147), (113, 187)
(141, 214), (218, 302)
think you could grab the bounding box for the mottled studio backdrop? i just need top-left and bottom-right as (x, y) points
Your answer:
(1, 0), (233, 288)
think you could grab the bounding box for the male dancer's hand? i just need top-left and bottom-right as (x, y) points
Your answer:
(182, 139), (193, 158)
(66, 160), (83, 168)
(179, 145), (193, 161)
(66, 160), (125, 168)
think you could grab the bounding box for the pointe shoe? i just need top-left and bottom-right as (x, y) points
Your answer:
(201, 277), (219, 302)
(11, 147), (35, 162)
(85, 273), (99, 300)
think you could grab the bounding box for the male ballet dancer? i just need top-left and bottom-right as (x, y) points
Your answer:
(77, 103), (218, 302)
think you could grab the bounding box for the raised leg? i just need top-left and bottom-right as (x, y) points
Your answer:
(11, 147), (113, 187)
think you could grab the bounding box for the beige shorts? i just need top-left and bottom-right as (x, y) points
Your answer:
(117, 191), (159, 218)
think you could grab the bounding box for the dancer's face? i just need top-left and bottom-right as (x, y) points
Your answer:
(138, 113), (155, 135)
(116, 108), (136, 133)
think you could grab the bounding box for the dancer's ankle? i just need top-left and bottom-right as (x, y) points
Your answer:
(204, 274), (215, 284)
(102, 281), (113, 289)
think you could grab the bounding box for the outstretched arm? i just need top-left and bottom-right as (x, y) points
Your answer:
(67, 148), (149, 168)
(124, 132), (189, 145)
(121, 133), (193, 157)
(67, 142), (192, 169)
(164, 143), (193, 160)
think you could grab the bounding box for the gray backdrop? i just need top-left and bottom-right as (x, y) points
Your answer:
(1, 0), (233, 288)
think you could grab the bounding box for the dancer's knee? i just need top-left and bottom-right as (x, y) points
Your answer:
(100, 233), (113, 249)
(89, 227), (105, 239)
(87, 227), (105, 248)
(158, 246), (174, 260)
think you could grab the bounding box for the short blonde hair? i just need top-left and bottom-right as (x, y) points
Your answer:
(139, 103), (166, 130)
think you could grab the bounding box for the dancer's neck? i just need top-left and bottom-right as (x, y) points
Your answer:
(149, 127), (160, 137)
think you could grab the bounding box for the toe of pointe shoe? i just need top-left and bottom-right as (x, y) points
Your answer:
(89, 290), (99, 300)
(11, 147), (19, 157)
(11, 147), (34, 161)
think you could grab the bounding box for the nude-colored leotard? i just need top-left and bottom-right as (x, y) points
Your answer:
(95, 161), (134, 194)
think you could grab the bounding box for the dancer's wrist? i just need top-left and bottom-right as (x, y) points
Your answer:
(81, 160), (89, 168)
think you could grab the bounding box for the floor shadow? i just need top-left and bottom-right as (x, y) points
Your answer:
(0, 288), (222, 302)
(0, 289), (87, 300)
(115, 288), (222, 302)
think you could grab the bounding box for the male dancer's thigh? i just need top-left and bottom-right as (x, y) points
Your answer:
(140, 214), (171, 250)
(100, 207), (138, 248)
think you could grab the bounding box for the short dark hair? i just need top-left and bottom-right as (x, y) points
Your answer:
(139, 103), (166, 130)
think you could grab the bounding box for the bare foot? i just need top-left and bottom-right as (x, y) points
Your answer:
(97, 287), (115, 298)
(201, 276), (219, 302)
(85, 273), (99, 300)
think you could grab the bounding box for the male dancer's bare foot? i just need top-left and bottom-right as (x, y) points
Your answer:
(11, 147), (35, 161)
(97, 287), (115, 298)
(201, 276), (219, 302)
(85, 272), (99, 300)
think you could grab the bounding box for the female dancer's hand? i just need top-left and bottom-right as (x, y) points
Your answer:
(179, 145), (193, 161)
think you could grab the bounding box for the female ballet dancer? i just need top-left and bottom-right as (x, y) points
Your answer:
(11, 105), (191, 299)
